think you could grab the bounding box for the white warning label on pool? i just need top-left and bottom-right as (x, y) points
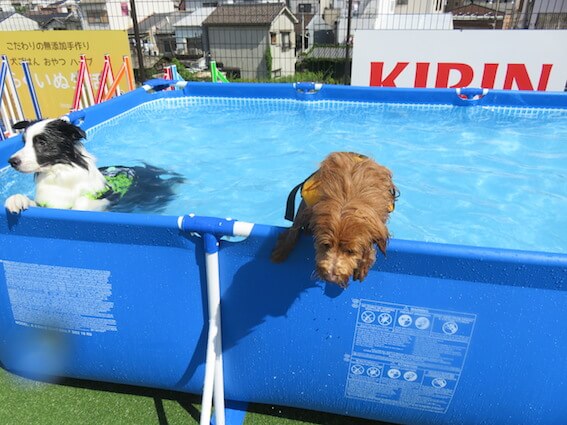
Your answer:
(345, 299), (476, 414)
(1, 260), (117, 336)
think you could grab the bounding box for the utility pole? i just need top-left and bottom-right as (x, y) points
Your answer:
(343, 0), (354, 84)
(493, 0), (501, 29)
(301, 12), (305, 52)
(129, 0), (146, 83)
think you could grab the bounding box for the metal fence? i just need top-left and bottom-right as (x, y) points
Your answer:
(0, 0), (565, 83)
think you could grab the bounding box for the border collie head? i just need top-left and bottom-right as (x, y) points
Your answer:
(8, 119), (88, 173)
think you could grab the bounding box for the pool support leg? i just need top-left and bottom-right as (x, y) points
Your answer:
(179, 215), (255, 425)
(201, 232), (225, 425)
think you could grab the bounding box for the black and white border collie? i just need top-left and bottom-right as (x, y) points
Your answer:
(4, 118), (184, 214)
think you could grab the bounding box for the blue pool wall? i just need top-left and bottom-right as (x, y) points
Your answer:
(1, 83), (566, 425)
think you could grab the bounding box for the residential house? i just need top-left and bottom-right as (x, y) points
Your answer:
(449, 3), (504, 29)
(79, 0), (177, 30)
(395, 0), (446, 14)
(333, 0), (452, 43)
(28, 11), (82, 29)
(179, 0), (223, 10)
(128, 12), (190, 56)
(445, 0), (566, 29)
(294, 9), (336, 51)
(288, 0), (323, 16)
(0, 11), (40, 30)
(203, 3), (298, 80)
(445, 0), (502, 10)
(295, 12), (314, 52)
(79, 0), (116, 30)
(308, 13), (335, 45)
(517, 0), (567, 29)
(173, 7), (215, 56)
(332, 0), (396, 39)
(34, 0), (74, 14)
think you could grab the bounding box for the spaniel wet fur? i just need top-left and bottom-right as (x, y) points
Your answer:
(271, 152), (397, 288)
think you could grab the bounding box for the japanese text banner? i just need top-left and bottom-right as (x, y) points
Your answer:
(1, 31), (132, 118)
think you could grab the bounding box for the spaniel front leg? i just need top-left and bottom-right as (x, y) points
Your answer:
(353, 245), (377, 282)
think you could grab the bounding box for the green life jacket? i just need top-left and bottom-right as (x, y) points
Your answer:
(37, 166), (135, 209)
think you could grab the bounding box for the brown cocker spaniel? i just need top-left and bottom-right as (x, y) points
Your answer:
(271, 152), (398, 288)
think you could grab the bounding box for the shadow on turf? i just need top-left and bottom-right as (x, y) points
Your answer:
(2, 365), (395, 425)
(57, 377), (203, 424)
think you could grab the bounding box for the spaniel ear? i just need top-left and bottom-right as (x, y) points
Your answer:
(376, 238), (388, 256)
(372, 220), (390, 256)
(13, 120), (32, 131)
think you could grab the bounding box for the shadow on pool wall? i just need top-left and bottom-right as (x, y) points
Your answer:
(175, 231), (320, 390)
(0, 82), (566, 425)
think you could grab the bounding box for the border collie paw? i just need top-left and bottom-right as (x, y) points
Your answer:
(5, 194), (36, 214)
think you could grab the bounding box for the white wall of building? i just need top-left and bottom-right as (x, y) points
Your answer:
(270, 11), (297, 77)
(0, 1), (15, 12)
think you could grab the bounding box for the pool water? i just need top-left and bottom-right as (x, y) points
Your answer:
(1, 97), (566, 254)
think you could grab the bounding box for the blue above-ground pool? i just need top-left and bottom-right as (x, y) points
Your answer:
(1, 82), (566, 425)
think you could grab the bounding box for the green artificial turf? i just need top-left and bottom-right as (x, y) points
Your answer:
(0, 367), (390, 425)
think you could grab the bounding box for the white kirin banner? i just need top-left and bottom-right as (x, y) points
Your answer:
(351, 30), (567, 91)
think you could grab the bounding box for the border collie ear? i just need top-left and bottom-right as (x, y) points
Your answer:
(58, 119), (87, 141)
(13, 120), (32, 130)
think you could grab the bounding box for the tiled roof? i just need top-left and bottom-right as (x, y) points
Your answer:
(303, 46), (351, 60)
(203, 3), (293, 26)
(27, 12), (74, 25)
(450, 4), (504, 17)
(0, 11), (15, 23)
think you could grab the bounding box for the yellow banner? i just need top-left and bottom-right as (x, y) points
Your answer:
(1, 31), (134, 118)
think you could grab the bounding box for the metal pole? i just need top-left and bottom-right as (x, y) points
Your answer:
(22, 61), (42, 120)
(343, 0), (354, 85)
(493, 0), (501, 29)
(301, 13), (305, 52)
(200, 234), (225, 425)
(178, 215), (254, 425)
(129, 0), (146, 83)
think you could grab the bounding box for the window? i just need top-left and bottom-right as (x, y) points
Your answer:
(352, 0), (360, 15)
(281, 32), (291, 51)
(270, 32), (277, 45)
(298, 4), (312, 13)
(186, 36), (203, 52)
(396, 0), (408, 5)
(535, 13), (567, 29)
(86, 9), (109, 24)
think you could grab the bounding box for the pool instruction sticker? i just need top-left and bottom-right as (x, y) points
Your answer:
(345, 299), (476, 413)
(1, 260), (117, 336)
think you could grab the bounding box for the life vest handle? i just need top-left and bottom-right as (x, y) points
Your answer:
(284, 181), (304, 222)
